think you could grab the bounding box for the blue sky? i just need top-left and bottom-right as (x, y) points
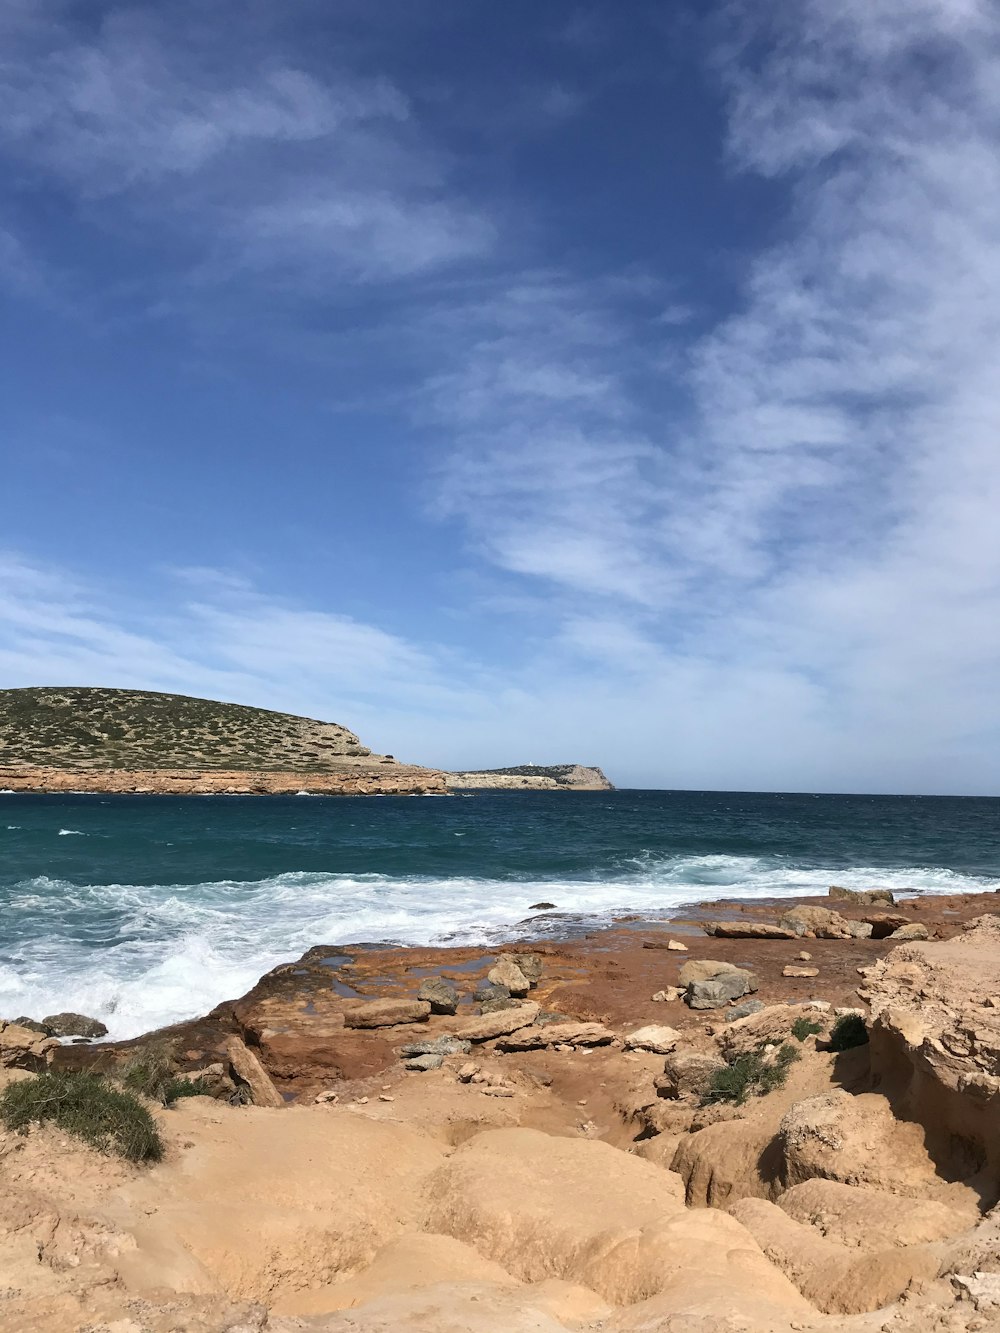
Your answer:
(2, 0), (1000, 794)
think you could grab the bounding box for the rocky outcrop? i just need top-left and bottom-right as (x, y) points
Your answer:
(445, 764), (613, 791)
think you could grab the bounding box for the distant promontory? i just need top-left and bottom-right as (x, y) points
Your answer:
(0, 687), (611, 795)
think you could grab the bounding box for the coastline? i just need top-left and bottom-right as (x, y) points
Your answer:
(5, 884), (1000, 1331)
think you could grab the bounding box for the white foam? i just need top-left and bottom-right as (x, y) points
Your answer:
(57, 828), (85, 836)
(0, 855), (994, 1040)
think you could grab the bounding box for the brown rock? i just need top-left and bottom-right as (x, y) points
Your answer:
(456, 1002), (540, 1042)
(889, 923), (930, 941)
(678, 959), (755, 987)
(703, 922), (796, 940)
(624, 1025), (681, 1053)
(343, 999), (432, 1029)
(778, 905), (852, 939)
(782, 965), (820, 978)
(225, 1036), (284, 1108)
(0, 1020), (58, 1070)
(496, 1021), (614, 1051)
(656, 1049), (727, 1100)
(829, 885), (896, 905)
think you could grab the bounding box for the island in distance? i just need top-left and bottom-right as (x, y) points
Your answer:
(0, 686), (613, 796)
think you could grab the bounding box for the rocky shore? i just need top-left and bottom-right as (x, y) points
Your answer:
(0, 762), (449, 796)
(4, 887), (1000, 1331)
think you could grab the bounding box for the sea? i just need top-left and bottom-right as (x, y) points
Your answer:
(1, 789), (998, 1040)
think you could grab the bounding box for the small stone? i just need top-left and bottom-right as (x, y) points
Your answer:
(314, 1090), (339, 1104)
(356, 1096), (369, 1104)
(529, 902), (556, 910)
(651, 986), (684, 1003)
(479, 996), (522, 1014)
(783, 965), (820, 978)
(577, 1099), (587, 1106)
(456, 1062), (480, 1082)
(456, 1002), (540, 1042)
(343, 999), (431, 1029)
(804, 1000), (832, 1012)
(667, 939), (688, 951)
(725, 999), (766, 1022)
(834, 1006), (866, 1018)
(378, 1094), (395, 1102)
(798, 951), (812, 961)
(398, 1035), (471, 1058)
(473, 980), (510, 1003)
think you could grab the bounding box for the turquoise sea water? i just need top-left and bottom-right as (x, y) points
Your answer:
(1, 789), (998, 1038)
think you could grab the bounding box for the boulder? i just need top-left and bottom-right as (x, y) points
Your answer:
(678, 959), (741, 986)
(497, 1021), (614, 1051)
(703, 922), (796, 940)
(829, 885), (896, 905)
(777, 906), (852, 939)
(398, 1035), (471, 1058)
(0, 1020), (58, 1070)
(473, 980), (510, 1003)
(845, 920), (874, 938)
(889, 922), (930, 941)
(456, 1002), (540, 1042)
(11, 1016), (50, 1035)
(687, 971), (757, 1009)
(725, 999), (766, 1022)
(343, 999), (432, 1029)
(405, 1053), (445, 1072)
(861, 911), (912, 938)
(41, 1011), (108, 1039)
(225, 1035), (284, 1108)
(623, 1025), (681, 1053)
(655, 1048), (727, 1100)
(416, 977), (459, 1014)
(511, 953), (543, 983)
(487, 956), (531, 996)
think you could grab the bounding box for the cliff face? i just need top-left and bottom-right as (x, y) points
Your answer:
(445, 764), (613, 792)
(0, 764), (447, 797)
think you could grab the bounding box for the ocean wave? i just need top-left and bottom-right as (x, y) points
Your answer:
(57, 828), (86, 836)
(0, 854), (995, 1040)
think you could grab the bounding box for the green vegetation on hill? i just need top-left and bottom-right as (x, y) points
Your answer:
(0, 686), (376, 773)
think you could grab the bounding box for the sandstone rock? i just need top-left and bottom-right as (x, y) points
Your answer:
(777, 906), (852, 939)
(687, 971), (757, 1009)
(456, 1062), (480, 1082)
(834, 1006), (865, 1018)
(415, 977), (459, 1014)
(623, 1025), (681, 1053)
(778, 1177), (972, 1248)
(651, 987), (683, 1003)
(861, 911), (912, 938)
(845, 920), (875, 938)
(473, 980), (510, 1003)
(343, 999), (432, 1029)
(829, 885), (896, 905)
(678, 959), (757, 989)
(783, 965), (820, 978)
(41, 1011), (108, 1038)
(512, 953), (543, 983)
(456, 1002), (539, 1042)
(725, 999), (766, 1022)
(225, 1036), (284, 1108)
(0, 1020), (58, 1070)
(487, 956), (531, 996)
(798, 951), (812, 961)
(703, 921), (796, 940)
(667, 939), (688, 951)
(656, 1048), (726, 1100)
(889, 922), (930, 940)
(497, 1021), (614, 1051)
(405, 1053), (445, 1072)
(398, 1035), (471, 1058)
(315, 1089), (339, 1103)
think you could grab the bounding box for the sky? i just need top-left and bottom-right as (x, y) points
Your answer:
(2, 0), (999, 794)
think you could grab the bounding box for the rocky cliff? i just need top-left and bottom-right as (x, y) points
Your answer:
(445, 763), (613, 791)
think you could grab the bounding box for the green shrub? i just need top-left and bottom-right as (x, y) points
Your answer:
(163, 1076), (212, 1101)
(791, 1016), (823, 1042)
(0, 1071), (163, 1163)
(119, 1046), (177, 1104)
(701, 1042), (801, 1106)
(829, 1013), (869, 1051)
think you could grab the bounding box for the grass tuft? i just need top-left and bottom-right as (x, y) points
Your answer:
(828, 1013), (869, 1051)
(791, 1016), (823, 1042)
(702, 1042), (801, 1106)
(0, 1070), (163, 1163)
